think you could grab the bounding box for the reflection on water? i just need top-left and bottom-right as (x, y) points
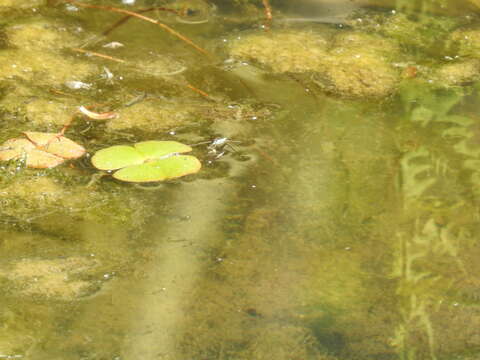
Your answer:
(1, 1), (480, 359)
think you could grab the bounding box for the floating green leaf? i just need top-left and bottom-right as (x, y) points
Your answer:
(91, 141), (201, 183)
(91, 145), (145, 171)
(134, 141), (192, 160)
(113, 156), (201, 182)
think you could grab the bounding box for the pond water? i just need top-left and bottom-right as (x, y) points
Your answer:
(1, 0), (480, 359)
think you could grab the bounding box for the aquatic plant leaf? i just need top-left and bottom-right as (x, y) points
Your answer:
(92, 141), (201, 182)
(0, 138), (65, 168)
(134, 140), (192, 160)
(0, 132), (85, 169)
(0, 138), (36, 161)
(113, 155), (201, 183)
(91, 145), (145, 171)
(24, 149), (65, 169)
(23, 132), (86, 159)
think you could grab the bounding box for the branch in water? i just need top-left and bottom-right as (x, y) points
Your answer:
(102, 7), (180, 36)
(262, 0), (272, 29)
(63, 0), (211, 57)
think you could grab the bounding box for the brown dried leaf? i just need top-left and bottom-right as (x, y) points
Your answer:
(0, 138), (36, 161)
(23, 132), (86, 159)
(25, 149), (65, 169)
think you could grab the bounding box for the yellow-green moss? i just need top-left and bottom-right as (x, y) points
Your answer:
(331, 32), (400, 57)
(25, 98), (76, 128)
(1, 176), (66, 206)
(450, 27), (480, 57)
(237, 324), (334, 360)
(228, 31), (330, 73)
(434, 59), (480, 85)
(0, 49), (98, 84)
(107, 101), (195, 132)
(0, 310), (37, 356)
(316, 32), (400, 97)
(349, 11), (463, 54)
(0, 83), (34, 114)
(318, 56), (399, 98)
(0, 256), (100, 300)
(228, 29), (401, 97)
(6, 20), (81, 51)
(0, 0), (43, 10)
(0, 174), (150, 232)
(0, 82), (80, 131)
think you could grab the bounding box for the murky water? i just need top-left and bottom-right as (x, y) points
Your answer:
(1, 1), (480, 359)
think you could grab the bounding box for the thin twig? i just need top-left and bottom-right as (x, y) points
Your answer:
(59, 115), (77, 135)
(72, 47), (203, 98)
(71, 47), (126, 63)
(102, 7), (180, 36)
(262, 0), (272, 30)
(186, 84), (210, 98)
(65, 0), (211, 57)
(49, 88), (76, 97)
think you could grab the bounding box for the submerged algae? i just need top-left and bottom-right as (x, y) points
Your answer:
(5, 20), (81, 51)
(0, 256), (101, 301)
(0, 19), (98, 86)
(449, 25), (480, 59)
(434, 59), (480, 85)
(384, 76), (480, 359)
(352, 11), (461, 53)
(316, 32), (401, 98)
(228, 10), (479, 98)
(228, 29), (401, 98)
(0, 49), (97, 85)
(23, 97), (77, 129)
(0, 173), (152, 235)
(107, 100), (195, 132)
(228, 30), (330, 74)
(0, 0), (43, 11)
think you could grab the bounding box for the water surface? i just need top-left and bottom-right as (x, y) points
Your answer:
(1, 1), (480, 360)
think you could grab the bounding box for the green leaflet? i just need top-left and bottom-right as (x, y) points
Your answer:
(91, 145), (145, 171)
(135, 141), (192, 160)
(91, 141), (201, 183)
(113, 156), (202, 183)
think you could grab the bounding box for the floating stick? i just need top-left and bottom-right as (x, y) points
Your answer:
(186, 84), (210, 98)
(71, 47), (126, 63)
(102, 7), (180, 36)
(262, 0), (272, 29)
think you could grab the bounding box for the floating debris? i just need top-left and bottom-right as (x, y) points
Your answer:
(102, 41), (124, 48)
(78, 106), (118, 120)
(65, 80), (92, 90)
(0, 132), (85, 168)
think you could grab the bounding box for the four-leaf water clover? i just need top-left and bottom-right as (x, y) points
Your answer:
(91, 140), (201, 182)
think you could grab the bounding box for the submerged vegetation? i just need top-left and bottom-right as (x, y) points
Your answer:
(0, 0), (480, 359)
